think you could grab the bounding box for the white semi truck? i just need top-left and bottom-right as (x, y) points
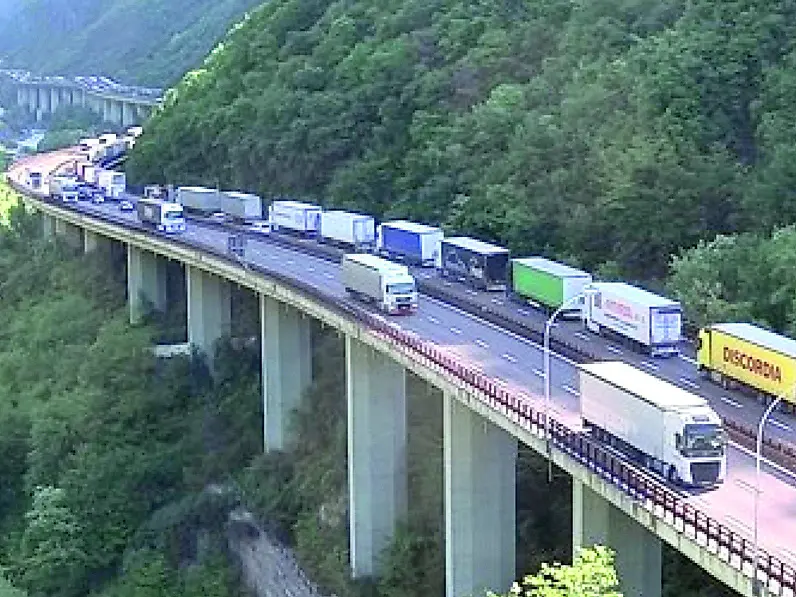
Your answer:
(341, 253), (418, 315)
(137, 198), (186, 233)
(580, 361), (726, 488)
(583, 282), (682, 357)
(96, 170), (126, 199)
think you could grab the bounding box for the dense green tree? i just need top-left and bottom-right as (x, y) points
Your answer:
(488, 546), (621, 597)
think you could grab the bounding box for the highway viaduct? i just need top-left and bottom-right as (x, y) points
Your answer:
(6, 152), (796, 597)
(0, 70), (161, 127)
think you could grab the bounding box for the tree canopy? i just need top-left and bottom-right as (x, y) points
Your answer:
(129, 0), (796, 287)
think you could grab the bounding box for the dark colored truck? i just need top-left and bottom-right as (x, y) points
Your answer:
(440, 236), (510, 291)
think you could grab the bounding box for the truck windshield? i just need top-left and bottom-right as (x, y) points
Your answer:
(163, 210), (184, 221)
(681, 423), (725, 458)
(387, 282), (415, 295)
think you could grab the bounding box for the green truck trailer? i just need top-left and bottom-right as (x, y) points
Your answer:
(511, 257), (592, 318)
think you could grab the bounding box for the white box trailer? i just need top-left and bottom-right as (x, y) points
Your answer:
(221, 191), (263, 222)
(96, 169), (126, 199)
(320, 210), (376, 249)
(176, 186), (222, 214)
(342, 253), (418, 315)
(269, 200), (322, 235)
(137, 198), (186, 234)
(580, 361), (726, 487)
(583, 282), (682, 357)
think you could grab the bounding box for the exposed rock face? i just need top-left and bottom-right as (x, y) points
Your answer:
(227, 508), (326, 597)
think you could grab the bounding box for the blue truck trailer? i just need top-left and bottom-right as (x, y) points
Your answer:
(377, 220), (444, 267)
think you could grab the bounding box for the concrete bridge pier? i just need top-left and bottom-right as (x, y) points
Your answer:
(41, 214), (56, 239)
(127, 245), (168, 324)
(54, 218), (83, 249)
(347, 335), (408, 578)
(186, 266), (231, 363)
(573, 480), (662, 597)
(261, 295), (313, 452)
(444, 392), (516, 597)
(84, 230), (105, 254)
(50, 88), (60, 113)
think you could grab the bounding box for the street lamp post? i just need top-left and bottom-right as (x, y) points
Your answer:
(544, 291), (589, 483)
(753, 385), (794, 595)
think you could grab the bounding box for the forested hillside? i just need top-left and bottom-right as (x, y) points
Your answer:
(129, 0), (796, 332)
(0, 0), (261, 86)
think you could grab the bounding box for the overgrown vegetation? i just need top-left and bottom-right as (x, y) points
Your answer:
(0, 0), (262, 86)
(129, 0), (796, 334)
(0, 203), (250, 597)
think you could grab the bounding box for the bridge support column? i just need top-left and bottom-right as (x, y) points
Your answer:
(572, 480), (661, 597)
(54, 218), (83, 249)
(444, 392), (516, 597)
(42, 214), (55, 239)
(186, 266), (231, 361)
(347, 335), (407, 578)
(84, 230), (110, 254)
(261, 295), (312, 452)
(127, 245), (168, 324)
(50, 88), (60, 113)
(111, 101), (123, 126)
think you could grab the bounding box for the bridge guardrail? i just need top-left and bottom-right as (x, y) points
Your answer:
(12, 183), (796, 596)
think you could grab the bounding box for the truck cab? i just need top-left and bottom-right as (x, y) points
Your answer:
(667, 407), (726, 486)
(382, 270), (418, 314)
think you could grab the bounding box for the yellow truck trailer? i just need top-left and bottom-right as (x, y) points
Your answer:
(697, 322), (796, 401)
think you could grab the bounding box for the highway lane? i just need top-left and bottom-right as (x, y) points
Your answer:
(13, 161), (796, 572)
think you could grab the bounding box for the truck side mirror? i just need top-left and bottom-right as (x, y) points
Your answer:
(675, 433), (683, 449)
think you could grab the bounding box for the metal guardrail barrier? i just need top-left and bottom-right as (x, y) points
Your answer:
(11, 182), (796, 595)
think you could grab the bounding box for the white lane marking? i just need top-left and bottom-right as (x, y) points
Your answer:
(308, 266), (315, 272)
(720, 396), (744, 409)
(562, 384), (580, 397)
(502, 353), (518, 364)
(491, 298), (504, 306)
(729, 440), (796, 482)
(725, 515), (753, 534)
(417, 296), (585, 367)
(324, 272), (334, 279)
(475, 339), (489, 349)
(517, 308), (531, 316)
(769, 419), (791, 432)
(734, 479), (758, 494)
(680, 354), (698, 365)
(443, 281), (453, 287)
(679, 378), (700, 390)
(605, 345), (623, 355)
(286, 259), (294, 265)
(533, 369), (546, 378)
(450, 327), (463, 335)
(467, 290), (479, 296)
(574, 332), (589, 341)
(640, 360), (659, 371)
(427, 315), (440, 325)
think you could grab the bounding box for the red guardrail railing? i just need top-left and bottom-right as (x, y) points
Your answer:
(10, 179), (796, 596)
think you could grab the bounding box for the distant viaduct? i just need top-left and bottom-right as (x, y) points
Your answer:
(0, 68), (163, 128)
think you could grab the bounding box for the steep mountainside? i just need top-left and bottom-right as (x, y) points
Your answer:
(0, 0), (261, 86)
(129, 0), (796, 285)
